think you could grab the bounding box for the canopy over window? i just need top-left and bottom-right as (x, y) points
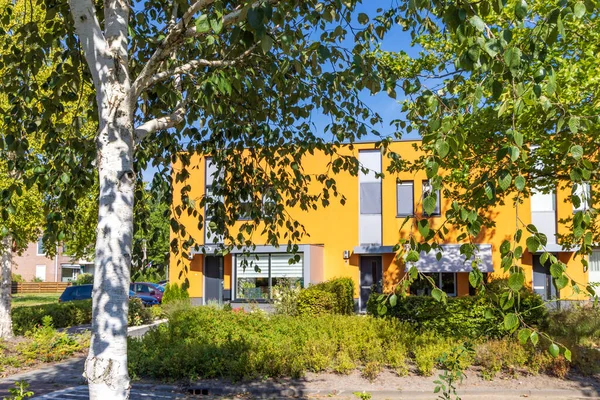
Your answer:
(409, 244), (494, 273)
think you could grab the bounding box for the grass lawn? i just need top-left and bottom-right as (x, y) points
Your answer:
(11, 293), (60, 308)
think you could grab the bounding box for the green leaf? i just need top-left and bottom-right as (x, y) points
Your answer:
(389, 293), (397, 307)
(571, 145), (583, 160)
(515, 175), (526, 191)
(261, 35), (273, 53)
(418, 219), (430, 237)
(469, 16), (486, 32)
(509, 146), (520, 162)
(357, 12), (369, 24)
(423, 195), (437, 215)
(60, 173), (70, 184)
(504, 313), (519, 331)
(550, 263), (564, 278)
(435, 139), (450, 158)
(526, 236), (540, 253)
(504, 47), (522, 68)
(210, 17), (223, 34)
(549, 343), (560, 358)
(555, 275), (568, 290)
(195, 15), (210, 33)
(498, 170), (512, 191)
(513, 131), (523, 147)
(569, 117), (580, 134)
(247, 7), (263, 30)
(530, 331), (539, 346)
(564, 348), (572, 362)
(508, 272), (525, 291)
(573, 2), (586, 18)
(518, 328), (531, 344)
(406, 250), (420, 263)
(431, 288), (443, 302)
(515, 0), (528, 20)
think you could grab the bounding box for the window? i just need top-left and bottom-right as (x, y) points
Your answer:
(422, 181), (441, 216)
(396, 181), (414, 216)
(235, 253), (303, 301)
(360, 182), (382, 214)
(573, 183), (591, 213)
(590, 250), (600, 273)
(531, 188), (555, 212)
(410, 272), (456, 297)
(36, 237), (45, 256)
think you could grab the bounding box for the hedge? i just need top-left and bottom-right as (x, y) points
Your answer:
(12, 300), (93, 335)
(297, 277), (355, 316)
(367, 290), (547, 339)
(12, 298), (157, 334)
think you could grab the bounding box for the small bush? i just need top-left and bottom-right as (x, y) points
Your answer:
(30, 277), (43, 283)
(308, 278), (355, 315)
(474, 339), (528, 380)
(11, 273), (24, 283)
(162, 283), (190, 305)
(544, 306), (600, 346)
(361, 361), (382, 381)
(73, 273), (93, 285)
(297, 289), (336, 316)
(149, 305), (166, 320)
(12, 300), (93, 335)
(17, 316), (88, 363)
(367, 286), (547, 339)
(128, 298), (153, 326)
(272, 278), (301, 316)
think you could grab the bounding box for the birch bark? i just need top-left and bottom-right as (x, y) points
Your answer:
(0, 236), (12, 339)
(69, 0), (134, 398)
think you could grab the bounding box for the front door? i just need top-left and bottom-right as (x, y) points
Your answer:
(204, 256), (224, 304)
(360, 256), (382, 311)
(532, 254), (558, 300)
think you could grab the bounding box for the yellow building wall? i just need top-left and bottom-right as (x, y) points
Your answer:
(170, 141), (590, 300)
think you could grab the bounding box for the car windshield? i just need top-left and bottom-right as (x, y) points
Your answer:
(149, 283), (165, 292)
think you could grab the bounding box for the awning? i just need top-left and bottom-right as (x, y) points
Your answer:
(410, 244), (494, 273)
(534, 243), (579, 253)
(60, 264), (82, 269)
(353, 245), (396, 254)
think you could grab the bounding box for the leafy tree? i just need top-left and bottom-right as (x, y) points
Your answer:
(0, 0), (98, 338)
(131, 185), (169, 280)
(0, 0), (386, 397)
(369, 0), (599, 358)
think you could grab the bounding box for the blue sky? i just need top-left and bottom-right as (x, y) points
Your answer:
(142, 1), (417, 181)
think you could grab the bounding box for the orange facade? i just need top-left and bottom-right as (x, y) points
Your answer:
(170, 141), (591, 308)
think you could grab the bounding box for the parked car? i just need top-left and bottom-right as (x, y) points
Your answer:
(129, 290), (159, 307)
(59, 284), (158, 307)
(130, 282), (163, 303)
(59, 284), (93, 302)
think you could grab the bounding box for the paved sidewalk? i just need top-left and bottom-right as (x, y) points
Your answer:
(27, 384), (600, 400)
(0, 320), (167, 398)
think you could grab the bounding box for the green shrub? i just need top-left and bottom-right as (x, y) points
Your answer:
(13, 298), (159, 334)
(12, 300), (93, 335)
(297, 289), (336, 316)
(162, 283), (190, 305)
(544, 306), (600, 346)
(272, 278), (301, 316)
(11, 273), (24, 283)
(367, 288), (547, 339)
(308, 278), (355, 315)
(16, 316), (88, 363)
(474, 339), (529, 379)
(73, 273), (93, 285)
(128, 298), (153, 326)
(127, 307), (419, 381)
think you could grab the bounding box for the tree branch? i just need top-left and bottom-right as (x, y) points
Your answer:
(138, 44), (257, 96)
(134, 102), (187, 143)
(68, 0), (109, 90)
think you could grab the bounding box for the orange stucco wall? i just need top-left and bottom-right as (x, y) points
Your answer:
(169, 141), (590, 300)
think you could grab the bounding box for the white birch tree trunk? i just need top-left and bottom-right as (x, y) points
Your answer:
(0, 236), (13, 339)
(69, 0), (134, 398)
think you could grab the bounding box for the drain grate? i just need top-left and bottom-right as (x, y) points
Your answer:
(186, 388), (210, 396)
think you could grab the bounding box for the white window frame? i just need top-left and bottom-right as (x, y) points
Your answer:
(422, 180), (441, 216)
(36, 238), (45, 256)
(396, 181), (414, 217)
(35, 265), (46, 281)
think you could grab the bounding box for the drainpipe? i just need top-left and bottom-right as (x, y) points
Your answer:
(54, 244), (59, 282)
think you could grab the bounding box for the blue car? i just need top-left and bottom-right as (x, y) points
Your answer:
(59, 284), (157, 307)
(129, 290), (159, 307)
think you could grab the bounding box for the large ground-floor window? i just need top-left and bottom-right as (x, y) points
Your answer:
(410, 272), (457, 297)
(234, 253), (303, 301)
